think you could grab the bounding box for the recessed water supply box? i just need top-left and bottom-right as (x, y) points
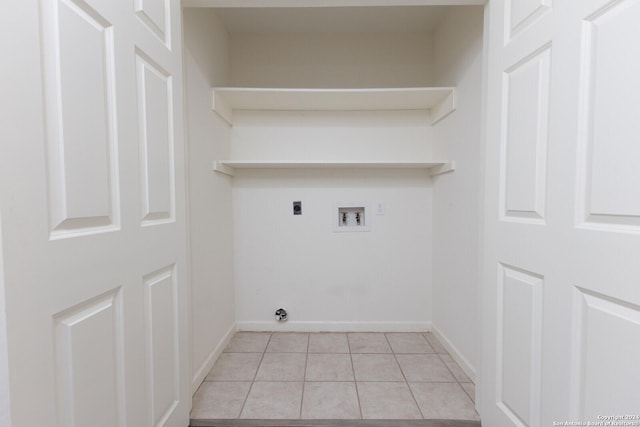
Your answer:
(335, 204), (369, 232)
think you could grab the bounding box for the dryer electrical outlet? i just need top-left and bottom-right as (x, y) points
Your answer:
(335, 204), (369, 232)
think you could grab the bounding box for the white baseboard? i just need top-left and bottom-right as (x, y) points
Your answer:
(191, 323), (237, 395)
(236, 321), (431, 333)
(431, 323), (476, 383)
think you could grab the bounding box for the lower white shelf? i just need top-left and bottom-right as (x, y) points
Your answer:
(212, 160), (455, 177)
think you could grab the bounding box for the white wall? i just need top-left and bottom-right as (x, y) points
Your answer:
(228, 30), (437, 330)
(230, 32), (434, 88)
(233, 168), (432, 331)
(230, 110), (433, 162)
(431, 6), (484, 379)
(183, 8), (236, 392)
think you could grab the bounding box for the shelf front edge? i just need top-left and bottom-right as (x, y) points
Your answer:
(215, 161), (451, 170)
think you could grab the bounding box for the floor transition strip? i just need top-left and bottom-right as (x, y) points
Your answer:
(190, 419), (482, 427)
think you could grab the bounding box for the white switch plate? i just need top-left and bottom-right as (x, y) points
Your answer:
(376, 202), (384, 215)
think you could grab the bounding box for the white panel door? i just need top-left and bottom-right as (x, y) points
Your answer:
(482, 0), (640, 425)
(0, 0), (189, 426)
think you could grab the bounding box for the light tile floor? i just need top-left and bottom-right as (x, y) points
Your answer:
(191, 332), (479, 421)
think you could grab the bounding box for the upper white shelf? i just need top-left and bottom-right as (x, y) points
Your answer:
(212, 87), (456, 125)
(213, 160), (455, 177)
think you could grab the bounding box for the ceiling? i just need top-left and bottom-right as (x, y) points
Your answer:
(214, 6), (450, 34)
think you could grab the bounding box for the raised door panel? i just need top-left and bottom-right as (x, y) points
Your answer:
(501, 47), (550, 224)
(507, 0), (552, 40)
(577, 0), (640, 230)
(144, 266), (179, 426)
(136, 51), (175, 226)
(54, 289), (124, 427)
(497, 264), (543, 427)
(572, 288), (640, 418)
(135, 0), (170, 47)
(42, 0), (119, 238)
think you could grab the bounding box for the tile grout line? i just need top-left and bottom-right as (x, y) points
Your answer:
(460, 382), (475, 404)
(431, 338), (478, 415)
(422, 333), (437, 354)
(236, 333), (273, 419)
(435, 351), (459, 384)
(438, 353), (471, 388)
(347, 333), (364, 420)
(384, 333), (425, 420)
(424, 332), (463, 381)
(299, 333), (310, 419)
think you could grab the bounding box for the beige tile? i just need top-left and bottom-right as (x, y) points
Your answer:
(301, 382), (361, 419)
(352, 354), (404, 381)
(357, 382), (422, 419)
(348, 333), (392, 353)
(461, 382), (476, 403)
(439, 354), (471, 383)
(386, 333), (435, 354)
(240, 382), (303, 419)
(396, 354), (456, 382)
(255, 352), (306, 381)
(409, 382), (479, 420)
(206, 353), (262, 381)
(305, 353), (354, 381)
(224, 332), (271, 353)
(266, 333), (309, 353)
(308, 333), (349, 353)
(191, 381), (251, 419)
(423, 332), (449, 354)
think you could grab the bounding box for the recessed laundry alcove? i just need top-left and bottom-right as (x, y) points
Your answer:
(183, 2), (484, 424)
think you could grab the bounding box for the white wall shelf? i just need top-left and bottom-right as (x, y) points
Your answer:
(213, 160), (455, 177)
(212, 87), (456, 125)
